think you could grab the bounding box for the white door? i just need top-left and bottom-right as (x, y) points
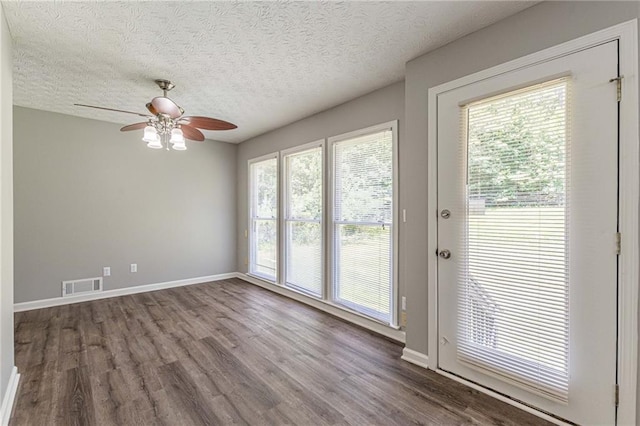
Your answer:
(436, 41), (618, 424)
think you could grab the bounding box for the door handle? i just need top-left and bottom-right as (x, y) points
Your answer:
(439, 249), (451, 259)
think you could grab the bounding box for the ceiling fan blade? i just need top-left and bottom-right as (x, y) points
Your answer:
(180, 116), (237, 131)
(120, 122), (149, 132)
(180, 124), (205, 141)
(74, 104), (151, 118)
(150, 97), (184, 119)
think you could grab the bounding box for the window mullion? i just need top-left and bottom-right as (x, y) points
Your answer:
(278, 151), (285, 285)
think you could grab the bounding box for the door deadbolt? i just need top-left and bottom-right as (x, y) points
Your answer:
(440, 209), (451, 219)
(439, 249), (451, 259)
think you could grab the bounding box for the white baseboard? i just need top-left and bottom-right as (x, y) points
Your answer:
(238, 273), (405, 343)
(401, 347), (429, 369)
(0, 366), (19, 426)
(13, 272), (238, 312)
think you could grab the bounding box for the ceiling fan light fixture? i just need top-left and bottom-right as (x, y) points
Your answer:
(142, 125), (158, 143)
(147, 139), (163, 149)
(172, 142), (187, 151)
(170, 128), (184, 144)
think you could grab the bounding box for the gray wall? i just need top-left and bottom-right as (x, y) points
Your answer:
(14, 107), (237, 303)
(236, 80), (404, 304)
(0, 3), (13, 404)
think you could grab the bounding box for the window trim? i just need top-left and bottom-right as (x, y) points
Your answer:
(248, 152), (279, 283)
(327, 120), (399, 327)
(280, 140), (325, 298)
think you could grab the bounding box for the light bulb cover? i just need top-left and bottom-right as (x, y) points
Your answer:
(147, 139), (163, 149)
(170, 128), (185, 144)
(142, 125), (158, 143)
(172, 142), (187, 151)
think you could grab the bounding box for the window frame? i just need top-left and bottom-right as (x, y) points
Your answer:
(248, 152), (279, 283)
(280, 140), (325, 298)
(327, 120), (399, 327)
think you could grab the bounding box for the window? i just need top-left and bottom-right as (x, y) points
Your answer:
(247, 121), (397, 326)
(331, 127), (395, 323)
(283, 144), (323, 296)
(249, 155), (278, 281)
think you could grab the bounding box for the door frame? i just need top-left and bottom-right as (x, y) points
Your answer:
(426, 20), (638, 425)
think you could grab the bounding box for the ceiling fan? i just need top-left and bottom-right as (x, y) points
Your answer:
(75, 79), (237, 151)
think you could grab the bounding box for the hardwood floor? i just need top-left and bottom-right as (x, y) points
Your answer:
(11, 278), (550, 425)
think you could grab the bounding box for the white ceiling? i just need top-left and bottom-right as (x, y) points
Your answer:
(3, 1), (536, 144)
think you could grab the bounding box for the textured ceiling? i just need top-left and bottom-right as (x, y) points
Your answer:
(3, 1), (536, 143)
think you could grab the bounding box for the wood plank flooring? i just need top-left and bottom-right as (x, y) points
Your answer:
(11, 278), (551, 425)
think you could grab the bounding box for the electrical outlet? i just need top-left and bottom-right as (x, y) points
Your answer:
(400, 311), (407, 327)
(244, 229), (248, 238)
(401, 296), (407, 311)
(103, 267), (111, 277)
(244, 257), (248, 266)
(130, 263), (137, 273)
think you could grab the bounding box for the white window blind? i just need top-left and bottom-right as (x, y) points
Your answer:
(459, 79), (570, 401)
(284, 147), (323, 296)
(249, 157), (278, 281)
(333, 130), (393, 323)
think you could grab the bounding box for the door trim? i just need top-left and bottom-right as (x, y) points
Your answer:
(426, 20), (638, 425)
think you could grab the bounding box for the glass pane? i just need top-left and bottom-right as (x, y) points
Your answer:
(254, 219), (277, 279)
(460, 79), (569, 400)
(287, 148), (322, 220)
(253, 158), (278, 218)
(335, 224), (391, 322)
(334, 131), (392, 223)
(286, 221), (322, 296)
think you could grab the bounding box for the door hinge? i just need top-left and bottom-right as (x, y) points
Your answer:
(610, 76), (623, 102)
(616, 232), (622, 255)
(615, 383), (620, 407)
